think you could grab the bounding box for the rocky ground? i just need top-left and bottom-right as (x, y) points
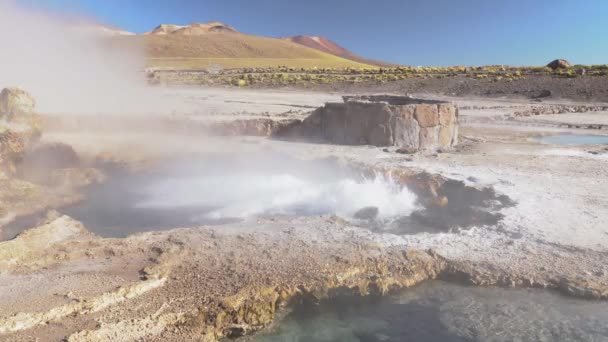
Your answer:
(1, 87), (607, 341)
(301, 75), (608, 103)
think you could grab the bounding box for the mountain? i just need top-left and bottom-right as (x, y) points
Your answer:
(106, 21), (380, 70)
(70, 22), (135, 36)
(145, 22), (238, 35)
(144, 24), (185, 35)
(94, 25), (135, 36)
(282, 35), (397, 67)
(282, 36), (361, 61)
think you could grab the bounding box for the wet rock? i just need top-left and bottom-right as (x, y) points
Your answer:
(19, 143), (81, 184)
(353, 206), (379, 221)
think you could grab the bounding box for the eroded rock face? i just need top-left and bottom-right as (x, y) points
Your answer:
(0, 131), (26, 174)
(0, 88), (42, 173)
(0, 88), (35, 119)
(275, 95), (458, 151)
(19, 143), (81, 185)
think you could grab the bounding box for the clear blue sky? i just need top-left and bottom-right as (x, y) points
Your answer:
(19, 0), (608, 66)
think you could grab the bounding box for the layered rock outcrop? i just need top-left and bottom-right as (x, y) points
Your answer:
(275, 95), (458, 151)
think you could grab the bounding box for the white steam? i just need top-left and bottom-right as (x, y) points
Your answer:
(0, 2), (146, 114)
(135, 172), (418, 222)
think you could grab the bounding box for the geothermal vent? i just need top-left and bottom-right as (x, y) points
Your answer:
(276, 95), (459, 151)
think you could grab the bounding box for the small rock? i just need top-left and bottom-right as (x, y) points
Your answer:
(395, 147), (417, 155)
(531, 90), (552, 99)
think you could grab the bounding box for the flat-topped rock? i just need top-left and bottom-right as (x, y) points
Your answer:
(275, 95), (459, 151)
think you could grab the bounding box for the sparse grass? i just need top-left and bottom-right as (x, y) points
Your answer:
(148, 63), (608, 87)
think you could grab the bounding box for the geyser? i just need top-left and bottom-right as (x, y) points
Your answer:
(61, 152), (418, 237)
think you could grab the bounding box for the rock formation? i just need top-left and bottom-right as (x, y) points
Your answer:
(275, 95), (459, 151)
(0, 88), (41, 173)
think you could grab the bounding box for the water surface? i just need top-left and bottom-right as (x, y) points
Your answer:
(536, 134), (608, 145)
(64, 153), (418, 237)
(253, 281), (608, 342)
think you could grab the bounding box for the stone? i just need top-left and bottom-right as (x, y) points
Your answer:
(0, 131), (26, 173)
(414, 104), (439, 128)
(396, 147), (418, 155)
(419, 126), (440, 150)
(369, 124), (392, 146)
(322, 104), (347, 144)
(438, 126), (455, 149)
(344, 101), (386, 145)
(0, 88), (35, 119)
(438, 104), (456, 127)
(547, 59), (571, 70)
(273, 95), (458, 152)
(0, 88), (41, 145)
(391, 106), (420, 149)
(366, 105), (394, 146)
(531, 90), (552, 99)
(19, 143), (81, 184)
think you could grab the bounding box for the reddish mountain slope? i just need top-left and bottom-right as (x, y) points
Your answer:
(284, 36), (359, 60)
(282, 35), (397, 67)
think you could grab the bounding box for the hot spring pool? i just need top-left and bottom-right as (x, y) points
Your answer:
(251, 281), (608, 342)
(535, 134), (608, 145)
(62, 153), (419, 237)
(2, 151), (511, 239)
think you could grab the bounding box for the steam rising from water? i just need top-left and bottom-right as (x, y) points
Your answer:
(0, 2), (145, 114)
(135, 172), (418, 222)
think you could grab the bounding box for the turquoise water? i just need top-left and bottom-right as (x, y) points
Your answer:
(536, 134), (608, 145)
(252, 282), (608, 342)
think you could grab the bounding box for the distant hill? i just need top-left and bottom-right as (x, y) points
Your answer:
(282, 35), (398, 67)
(105, 22), (381, 70)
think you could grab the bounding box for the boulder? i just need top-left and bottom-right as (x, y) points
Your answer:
(391, 106), (419, 149)
(0, 130), (26, 173)
(419, 126), (440, 151)
(19, 143), (81, 184)
(322, 104), (348, 144)
(414, 104), (440, 128)
(274, 95), (458, 152)
(0, 88), (36, 119)
(438, 104), (457, 147)
(547, 59), (571, 70)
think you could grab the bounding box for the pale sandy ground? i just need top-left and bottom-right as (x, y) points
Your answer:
(2, 88), (608, 341)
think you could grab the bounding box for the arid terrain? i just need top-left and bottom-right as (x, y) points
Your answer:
(1, 4), (607, 340)
(1, 79), (608, 340)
